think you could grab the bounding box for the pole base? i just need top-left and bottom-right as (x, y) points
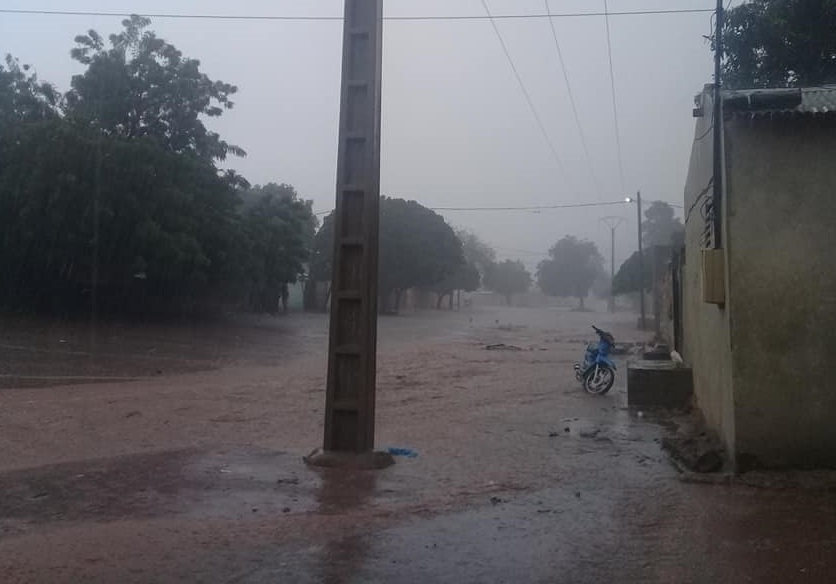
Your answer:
(303, 448), (395, 470)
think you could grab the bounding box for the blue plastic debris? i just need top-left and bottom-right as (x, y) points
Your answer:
(386, 447), (418, 458)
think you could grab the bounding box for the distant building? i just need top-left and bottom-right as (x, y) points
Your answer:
(681, 85), (836, 469)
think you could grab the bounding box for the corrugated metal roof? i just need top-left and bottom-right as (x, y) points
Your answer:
(721, 86), (836, 119)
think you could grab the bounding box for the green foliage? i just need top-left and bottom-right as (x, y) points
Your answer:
(237, 183), (317, 312)
(484, 260), (532, 305)
(613, 201), (683, 295)
(308, 198), (466, 312)
(456, 229), (497, 284)
(379, 198), (465, 304)
(643, 201), (684, 248)
(0, 19), (314, 317)
(0, 55), (60, 129)
(536, 236), (603, 308)
(66, 15), (244, 161)
(612, 251), (652, 295)
(309, 212), (334, 285)
(721, 0), (836, 88)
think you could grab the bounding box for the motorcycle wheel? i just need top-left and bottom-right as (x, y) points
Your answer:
(583, 365), (615, 395)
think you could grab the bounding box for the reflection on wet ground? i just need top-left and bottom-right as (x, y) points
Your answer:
(0, 308), (835, 582)
(314, 469), (378, 584)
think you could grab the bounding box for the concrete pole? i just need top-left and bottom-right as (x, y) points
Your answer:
(636, 190), (646, 330)
(308, 0), (391, 468)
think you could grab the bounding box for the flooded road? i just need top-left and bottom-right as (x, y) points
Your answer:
(0, 306), (834, 582)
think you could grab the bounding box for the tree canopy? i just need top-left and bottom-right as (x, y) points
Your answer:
(536, 236), (603, 309)
(309, 197), (466, 313)
(67, 15), (244, 161)
(237, 183), (317, 312)
(429, 229), (495, 308)
(643, 201), (684, 248)
(0, 18), (314, 316)
(614, 201), (682, 295)
(456, 229), (497, 283)
(721, 0), (836, 88)
(484, 260), (532, 306)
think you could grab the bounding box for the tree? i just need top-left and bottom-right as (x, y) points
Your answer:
(66, 15), (244, 162)
(0, 55), (60, 130)
(485, 260), (532, 306)
(431, 261), (480, 309)
(613, 201), (683, 295)
(721, 0), (836, 89)
(429, 229), (493, 309)
(537, 236), (604, 309)
(237, 183), (317, 313)
(643, 201), (684, 248)
(456, 229), (497, 285)
(307, 198), (465, 313)
(612, 251), (652, 296)
(0, 19), (305, 317)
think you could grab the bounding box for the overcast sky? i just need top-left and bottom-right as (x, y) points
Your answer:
(0, 0), (729, 271)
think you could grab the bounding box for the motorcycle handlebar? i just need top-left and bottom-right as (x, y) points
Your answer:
(592, 325), (612, 339)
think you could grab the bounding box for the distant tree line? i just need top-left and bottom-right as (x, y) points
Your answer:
(1, 15), (634, 318)
(0, 16), (509, 318)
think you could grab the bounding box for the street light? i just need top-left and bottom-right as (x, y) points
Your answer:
(624, 192), (646, 330)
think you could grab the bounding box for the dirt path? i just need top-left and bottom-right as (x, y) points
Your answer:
(1, 307), (834, 583)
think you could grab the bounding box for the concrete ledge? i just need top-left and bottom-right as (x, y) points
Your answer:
(303, 448), (395, 470)
(627, 360), (694, 408)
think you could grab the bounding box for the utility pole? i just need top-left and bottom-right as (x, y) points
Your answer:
(636, 191), (646, 330)
(599, 216), (625, 313)
(712, 0), (724, 248)
(625, 191), (646, 330)
(307, 0), (391, 469)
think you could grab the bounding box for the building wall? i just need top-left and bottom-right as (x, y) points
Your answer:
(681, 91), (737, 458)
(725, 117), (836, 467)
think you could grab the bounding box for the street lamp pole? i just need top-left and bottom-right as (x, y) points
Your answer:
(625, 191), (646, 330)
(599, 216), (625, 313)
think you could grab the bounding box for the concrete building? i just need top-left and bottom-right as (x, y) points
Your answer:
(682, 85), (836, 469)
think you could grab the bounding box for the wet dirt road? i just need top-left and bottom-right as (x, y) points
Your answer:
(1, 307), (835, 583)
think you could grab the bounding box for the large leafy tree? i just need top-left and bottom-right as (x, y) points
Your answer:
(379, 197), (464, 312)
(307, 198), (465, 313)
(430, 261), (480, 309)
(1, 18), (315, 316)
(643, 201), (684, 248)
(537, 236), (604, 309)
(430, 229), (493, 309)
(67, 15), (244, 161)
(614, 201), (683, 295)
(721, 0), (836, 88)
(484, 260), (532, 306)
(238, 183), (317, 312)
(456, 229), (497, 283)
(0, 55), (59, 129)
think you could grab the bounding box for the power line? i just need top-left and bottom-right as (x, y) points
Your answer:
(314, 199), (628, 215)
(480, 0), (566, 180)
(494, 246), (550, 257)
(434, 200), (626, 211)
(603, 0), (625, 194)
(0, 8), (716, 21)
(544, 0), (601, 197)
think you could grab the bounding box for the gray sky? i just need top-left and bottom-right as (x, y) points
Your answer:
(0, 0), (725, 272)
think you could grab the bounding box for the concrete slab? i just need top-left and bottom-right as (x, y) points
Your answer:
(627, 360), (694, 408)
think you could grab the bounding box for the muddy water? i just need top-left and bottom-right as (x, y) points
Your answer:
(0, 306), (834, 583)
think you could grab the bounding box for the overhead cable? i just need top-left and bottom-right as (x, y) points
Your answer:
(480, 0), (566, 180)
(544, 0), (601, 197)
(0, 8), (717, 21)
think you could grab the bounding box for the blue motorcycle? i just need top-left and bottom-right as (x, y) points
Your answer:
(574, 325), (616, 395)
